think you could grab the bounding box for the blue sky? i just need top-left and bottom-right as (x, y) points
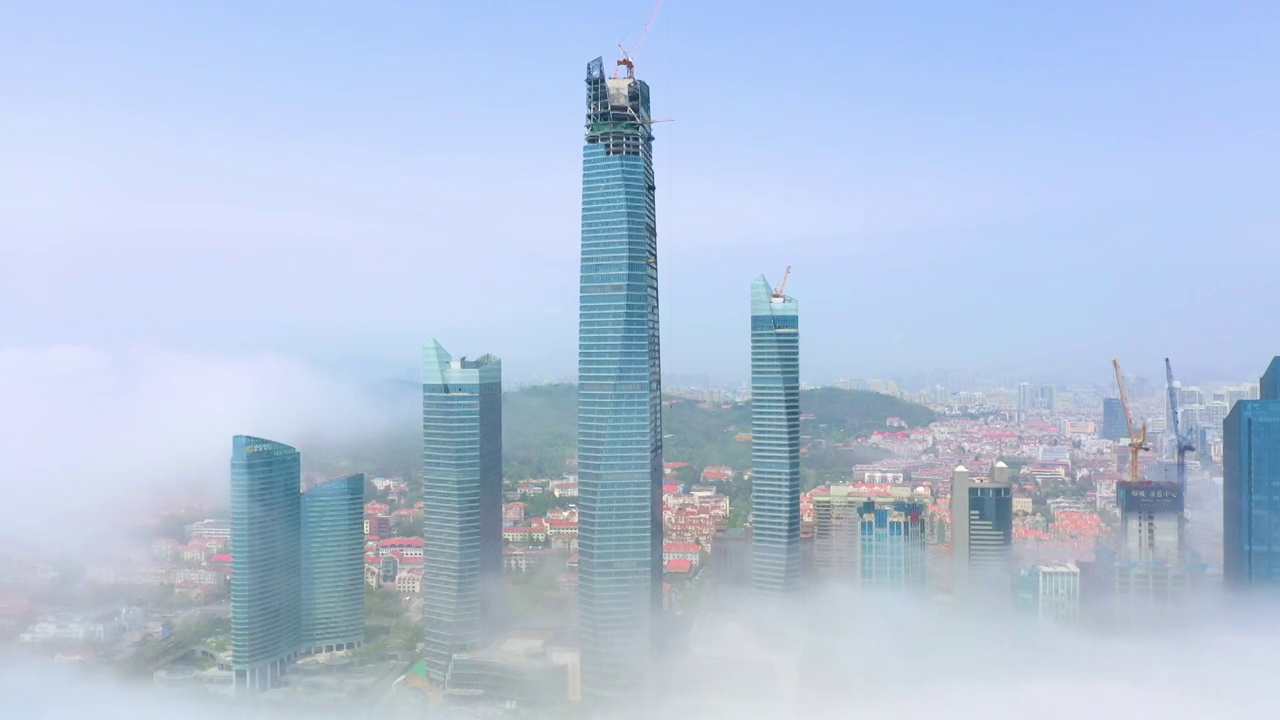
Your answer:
(3, 0), (1277, 385)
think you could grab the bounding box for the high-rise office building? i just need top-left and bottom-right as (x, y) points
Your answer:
(422, 341), (503, 683)
(857, 498), (926, 592)
(1014, 564), (1081, 625)
(1101, 397), (1127, 441)
(300, 474), (365, 655)
(576, 56), (664, 704)
(230, 436), (302, 693)
(950, 464), (1013, 596)
(1018, 382), (1056, 413)
(1224, 357), (1280, 588)
(811, 487), (926, 592)
(812, 488), (859, 579)
(750, 274), (801, 595)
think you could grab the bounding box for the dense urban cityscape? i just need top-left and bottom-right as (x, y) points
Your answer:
(3, 3), (1279, 720)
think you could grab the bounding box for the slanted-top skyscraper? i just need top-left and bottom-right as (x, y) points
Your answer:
(576, 56), (663, 704)
(230, 435), (302, 693)
(749, 273), (802, 595)
(422, 341), (503, 683)
(1224, 356), (1280, 589)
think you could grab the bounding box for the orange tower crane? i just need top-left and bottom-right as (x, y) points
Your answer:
(772, 266), (792, 299)
(1112, 358), (1150, 484)
(615, 0), (664, 78)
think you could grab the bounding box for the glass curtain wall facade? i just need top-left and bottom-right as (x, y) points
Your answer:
(1224, 395), (1280, 587)
(422, 341), (503, 682)
(857, 499), (926, 592)
(300, 474), (366, 655)
(951, 466), (1013, 596)
(1260, 357), (1280, 403)
(576, 56), (663, 704)
(1101, 398), (1127, 441)
(749, 275), (802, 595)
(230, 435), (302, 693)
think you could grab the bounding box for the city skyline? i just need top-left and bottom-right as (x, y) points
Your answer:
(3, 0), (1280, 715)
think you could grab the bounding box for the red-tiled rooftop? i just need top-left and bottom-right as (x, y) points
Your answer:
(379, 537), (424, 547)
(664, 559), (692, 574)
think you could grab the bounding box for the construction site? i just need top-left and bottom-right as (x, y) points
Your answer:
(1097, 358), (1211, 618)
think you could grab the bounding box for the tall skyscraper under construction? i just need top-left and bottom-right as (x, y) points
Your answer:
(422, 341), (503, 683)
(576, 56), (664, 704)
(1112, 479), (1199, 609)
(750, 273), (802, 595)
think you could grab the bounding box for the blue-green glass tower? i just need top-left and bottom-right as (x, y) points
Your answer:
(750, 274), (802, 595)
(300, 474), (365, 655)
(857, 499), (927, 592)
(577, 56), (663, 703)
(230, 435), (301, 693)
(1224, 357), (1280, 588)
(422, 341), (503, 683)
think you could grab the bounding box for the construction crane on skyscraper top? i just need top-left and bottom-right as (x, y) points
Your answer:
(772, 266), (792, 300)
(1165, 357), (1196, 491)
(615, 0), (664, 78)
(1112, 358), (1150, 484)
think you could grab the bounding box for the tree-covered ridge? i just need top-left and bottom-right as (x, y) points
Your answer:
(505, 384), (936, 483)
(308, 382), (936, 486)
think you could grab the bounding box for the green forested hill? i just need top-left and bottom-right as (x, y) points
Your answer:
(502, 384), (578, 480)
(505, 384), (935, 485)
(309, 382), (936, 489)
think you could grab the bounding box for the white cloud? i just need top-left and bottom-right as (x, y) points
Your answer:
(0, 588), (1274, 718)
(0, 345), (390, 553)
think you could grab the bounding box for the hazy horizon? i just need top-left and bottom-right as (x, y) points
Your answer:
(3, 1), (1278, 384)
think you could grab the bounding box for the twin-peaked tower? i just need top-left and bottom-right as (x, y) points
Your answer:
(951, 463), (1014, 597)
(229, 437), (364, 694)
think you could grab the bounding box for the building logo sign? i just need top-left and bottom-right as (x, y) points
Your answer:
(1116, 481), (1184, 514)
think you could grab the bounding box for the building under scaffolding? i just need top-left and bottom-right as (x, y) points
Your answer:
(1109, 481), (1206, 622)
(585, 56), (655, 158)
